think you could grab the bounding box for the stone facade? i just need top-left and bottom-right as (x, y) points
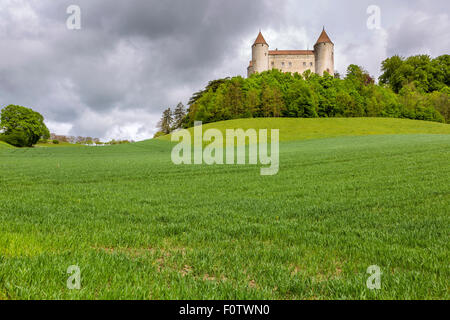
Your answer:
(247, 28), (334, 77)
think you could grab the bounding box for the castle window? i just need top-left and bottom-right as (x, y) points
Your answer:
(303, 62), (306, 67)
(310, 62), (313, 66)
(271, 62), (274, 66)
(289, 62), (292, 67)
(281, 62), (285, 66)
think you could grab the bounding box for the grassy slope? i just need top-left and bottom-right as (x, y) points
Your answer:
(159, 118), (450, 143)
(35, 141), (86, 148)
(0, 141), (83, 149)
(0, 141), (14, 149)
(0, 119), (449, 300)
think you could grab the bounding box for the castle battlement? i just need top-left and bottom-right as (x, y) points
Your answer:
(247, 28), (334, 77)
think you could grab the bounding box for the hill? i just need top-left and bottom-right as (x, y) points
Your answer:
(35, 141), (86, 148)
(0, 119), (448, 299)
(159, 117), (450, 143)
(173, 62), (448, 131)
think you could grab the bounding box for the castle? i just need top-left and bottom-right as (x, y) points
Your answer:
(247, 28), (334, 77)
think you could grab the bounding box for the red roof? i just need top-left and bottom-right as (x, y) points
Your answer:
(253, 32), (268, 46)
(269, 50), (314, 55)
(315, 28), (333, 45)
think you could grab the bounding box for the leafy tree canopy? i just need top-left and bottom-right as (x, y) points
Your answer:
(380, 54), (450, 93)
(0, 105), (50, 147)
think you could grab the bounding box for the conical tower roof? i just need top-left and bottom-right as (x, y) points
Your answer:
(253, 31), (268, 46)
(315, 27), (333, 45)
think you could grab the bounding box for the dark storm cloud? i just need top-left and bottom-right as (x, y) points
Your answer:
(1, 0), (286, 139)
(0, 0), (448, 140)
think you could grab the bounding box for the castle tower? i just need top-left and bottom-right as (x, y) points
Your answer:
(251, 31), (269, 74)
(314, 27), (334, 76)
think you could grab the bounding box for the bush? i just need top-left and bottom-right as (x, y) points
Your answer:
(153, 131), (166, 138)
(0, 130), (29, 147)
(53, 140), (59, 144)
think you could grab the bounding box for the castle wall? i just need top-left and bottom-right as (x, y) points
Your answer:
(269, 54), (315, 75)
(248, 30), (334, 77)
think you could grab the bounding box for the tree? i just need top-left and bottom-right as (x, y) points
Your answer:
(261, 84), (284, 117)
(379, 55), (405, 93)
(172, 102), (187, 130)
(0, 129), (28, 147)
(76, 136), (85, 144)
(380, 54), (450, 94)
(223, 77), (245, 118)
(157, 108), (173, 134)
(245, 88), (261, 117)
(285, 80), (318, 117)
(188, 78), (230, 106)
(0, 105), (50, 147)
(427, 88), (449, 123)
(85, 137), (93, 145)
(346, 64), (374, 88)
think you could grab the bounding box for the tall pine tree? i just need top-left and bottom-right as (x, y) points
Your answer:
(172, 103), (187, 130)
(157, 108), (173, 134)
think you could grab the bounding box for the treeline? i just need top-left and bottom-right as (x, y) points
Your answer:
(46, 134), (134, 145)
(48, 133), (101, 145)
(156, 54), (449, 133)
(155, 102), (187, 137)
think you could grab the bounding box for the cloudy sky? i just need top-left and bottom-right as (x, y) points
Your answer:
(0, 0), (449, 141)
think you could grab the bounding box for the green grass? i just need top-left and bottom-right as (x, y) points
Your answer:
(35, 141), (86, 148)
(0, 141), (14, 149)
(160, 118), (450, 143)
(0, 118), (449, 299)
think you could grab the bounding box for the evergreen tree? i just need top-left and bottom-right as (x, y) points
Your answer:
(157, 108), (173, 134)
(172, 103), (186, 130)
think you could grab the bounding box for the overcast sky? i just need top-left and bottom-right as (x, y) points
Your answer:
(0, 0), (449, 141)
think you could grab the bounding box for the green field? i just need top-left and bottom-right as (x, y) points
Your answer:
(160, 118), (450, 143)
(0, 118), (449, 299)
(35, 141), (86, 148)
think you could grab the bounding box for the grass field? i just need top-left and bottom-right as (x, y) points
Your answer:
(35, 141), (86, 148)
(0, 118), (449, 299)
(160, 117), (450, 143)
